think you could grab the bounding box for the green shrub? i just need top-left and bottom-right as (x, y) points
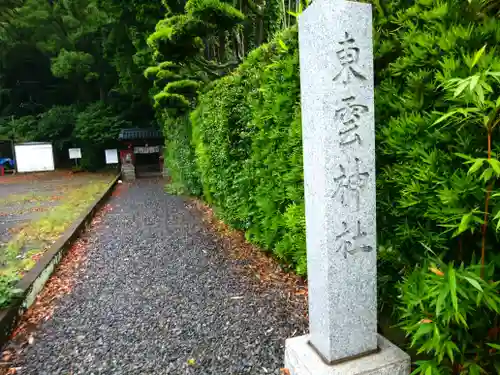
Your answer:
(78, 145), (105, 172)
(185, 0), (245, 30)
(374, 0), (500, 263)
(72, 102), (129, 171)
(166, 79), (200, 98)
(191, 27), (305, 272)
(1, 115), (38, 142)
(373, 0), (500, 309)
(74, 102), (129, 146)
(399, 257), (500, 374)
(0, 274), (22, 308)
(154, 92), (190, 111)
(162, 113), (202, 195)
(51, 49), (95, 79)
(147, 15), (204, 61)
(374, 1), (500, 372)
(37, 105), (78, 150)
(144, 66), (160, 80)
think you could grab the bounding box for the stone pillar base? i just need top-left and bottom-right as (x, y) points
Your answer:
(285, 334), (410, 375)
(162, 166), (170, 178)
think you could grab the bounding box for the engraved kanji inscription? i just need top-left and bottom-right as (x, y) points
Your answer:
(333, 32), (367, 84)
(335, 220), (373, 259)
(335, 96), (368, 146)
(332, 157), (369, 210)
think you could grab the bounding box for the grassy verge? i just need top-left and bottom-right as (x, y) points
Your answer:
(0, 176), (114, 307)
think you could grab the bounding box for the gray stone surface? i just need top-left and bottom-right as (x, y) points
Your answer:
(285, 334), (410, 375)
(299, 0), (376, 363)
(121, 164), (136, 180)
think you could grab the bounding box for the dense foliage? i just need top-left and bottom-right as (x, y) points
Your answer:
(373, 1), (500, 371)
(0, 0), (163, 161)
(191, 27), (305, 272)
(0, 0), (299, 163)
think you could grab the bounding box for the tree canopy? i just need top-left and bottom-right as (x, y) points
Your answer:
(0, 0), (296, 150)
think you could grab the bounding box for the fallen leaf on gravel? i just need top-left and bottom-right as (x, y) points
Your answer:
(280, 369), (291, 375)
(187, 358), (196, 366)
(2, 351), (12, 361)
(6, 204), (109, 356)
(186, 198), (309, 328)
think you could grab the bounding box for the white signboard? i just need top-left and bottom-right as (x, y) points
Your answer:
(134, 146), (160, 154)
(68, 148), (82, 159)
(15, 143), (55, 173)
(105, 149), (119, 164)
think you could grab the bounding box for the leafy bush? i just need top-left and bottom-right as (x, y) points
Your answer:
(147, 15), (205, 61)
(0, 115), (38, 142)
(154, 92), (190, 111)
(185, 0), (245, 30)
(398, 48), (500, 374)
(0, 274), (22, 308)
(51, 49), (95, 80)
(374, 0), (500, 265)
(373, 1), (500, 372)
(145, 62), (182, 88)
(162, 113), (202, 195)
(74, 102), (129, 146)
(37, 105), (78, 149)
(72, 102), (129, 171)
(400, 257), (500, 374)
(155, 28), (304, 271)
(165, 79), (200, 98)
(190, 27), (305, 271)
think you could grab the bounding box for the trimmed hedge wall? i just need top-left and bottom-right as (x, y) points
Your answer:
(162, 27), (306, 274)
(160, 1), (500, 284)
(192, 27), (305, 273)
(163, 112), (203, 196)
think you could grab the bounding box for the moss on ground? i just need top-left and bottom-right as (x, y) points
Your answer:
(0, 175), (114, 307)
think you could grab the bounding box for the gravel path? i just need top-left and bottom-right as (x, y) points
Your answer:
(17, 179), (306, 375)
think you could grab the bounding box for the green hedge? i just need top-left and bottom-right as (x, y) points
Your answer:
(162, 112), (203, 196)
(160, 27), (306, 273)
(192, 27), (305, 273)
(373, 0), (500, 290)
(161, 0), (500, 281)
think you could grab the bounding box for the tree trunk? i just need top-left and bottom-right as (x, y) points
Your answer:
(99, 86), (106, 102)
(218, 31), (226, 62)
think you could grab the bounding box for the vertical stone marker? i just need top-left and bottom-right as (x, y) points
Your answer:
(284, 0), (411, 374)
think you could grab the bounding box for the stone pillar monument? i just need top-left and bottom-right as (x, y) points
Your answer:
(284, 0), (411, 373)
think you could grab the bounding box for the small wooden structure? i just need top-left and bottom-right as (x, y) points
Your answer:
(118, 128), (164, 180)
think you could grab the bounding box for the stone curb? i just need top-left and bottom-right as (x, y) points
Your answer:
(0, 174), (121, 347)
